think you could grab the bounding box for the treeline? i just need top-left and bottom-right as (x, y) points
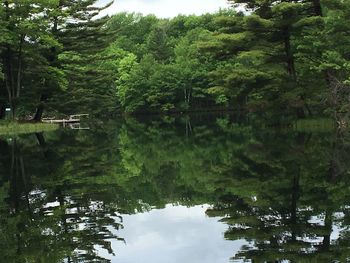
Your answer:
(108, 0), (350, 118)
(0, 1), (349, 119)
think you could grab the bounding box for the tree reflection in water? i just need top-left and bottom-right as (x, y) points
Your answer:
(0, 116), (350, 262)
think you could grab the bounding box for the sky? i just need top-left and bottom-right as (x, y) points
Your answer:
(99, 0), (231, 18)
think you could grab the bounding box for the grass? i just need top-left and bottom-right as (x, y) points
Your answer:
(293, 118), (335, 132)
(0, 121), (59, 136)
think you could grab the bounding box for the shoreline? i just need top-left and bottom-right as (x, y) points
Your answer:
(0, 122), (59, 136)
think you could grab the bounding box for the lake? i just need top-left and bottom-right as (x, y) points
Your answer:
(1, 115), (349, 262)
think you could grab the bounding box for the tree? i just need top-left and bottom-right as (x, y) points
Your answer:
(295, 0), (350, 121)
(0, 1), (62, 119)
(51, 0), (117, 117)
(146, 23), (172, 62)
(173, 29), (212, 109)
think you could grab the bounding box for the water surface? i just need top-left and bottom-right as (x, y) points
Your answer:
(1, 115), (350, 262)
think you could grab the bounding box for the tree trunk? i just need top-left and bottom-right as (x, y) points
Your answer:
(321, 210), (332, 251)
(11, 100), (16, 120)
(290, 168), (300, 241)
(33, 104), (44, 122)
(33, 95), (46, 122)
(283, 27), (296, 81)
(4, 51), (14, 118)
(312, 0), (323, 16)
(296, 107), (306, 119)
(35, 133), (46, 148)
(0, 105), (6, 119)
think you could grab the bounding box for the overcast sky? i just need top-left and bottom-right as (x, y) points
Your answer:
(100, 0), (231, 18)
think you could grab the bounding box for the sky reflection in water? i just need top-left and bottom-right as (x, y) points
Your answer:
(99, 205), (248, 263)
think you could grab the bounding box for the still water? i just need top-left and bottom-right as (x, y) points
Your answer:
(1, 115), (350, 262)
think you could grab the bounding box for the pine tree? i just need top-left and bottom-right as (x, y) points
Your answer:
(51, 0), (117, 117)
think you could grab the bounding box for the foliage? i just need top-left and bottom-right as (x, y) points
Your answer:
(1, 2), (349, 119)
(103, 2), (350, 118)
(0, 0), (115, 119)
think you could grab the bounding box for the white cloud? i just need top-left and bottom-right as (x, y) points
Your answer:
(101, 0), (230, 18)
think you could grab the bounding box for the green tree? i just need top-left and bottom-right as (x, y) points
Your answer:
(295, 0), (350, 121)
(146, 23), (172, 62)
(0, 1), (62, 119)
(51, 1), (117, 117)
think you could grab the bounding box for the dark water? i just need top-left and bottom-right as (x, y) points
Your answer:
(1, 116), (350, 262)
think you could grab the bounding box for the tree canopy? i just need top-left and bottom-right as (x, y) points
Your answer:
(0, 1), (349, 122)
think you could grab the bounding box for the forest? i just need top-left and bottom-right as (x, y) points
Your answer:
(0, 0), (349, 121)
(2, 1), (350, 262)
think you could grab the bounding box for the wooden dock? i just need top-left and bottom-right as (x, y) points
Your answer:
(42, 114), (89, 125)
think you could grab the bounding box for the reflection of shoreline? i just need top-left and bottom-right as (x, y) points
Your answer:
(0, 116), (349, 262)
